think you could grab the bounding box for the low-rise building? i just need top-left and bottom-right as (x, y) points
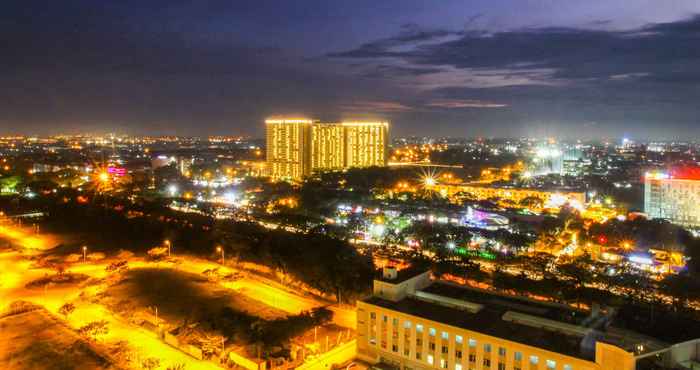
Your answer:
(357, 268), (700, 370)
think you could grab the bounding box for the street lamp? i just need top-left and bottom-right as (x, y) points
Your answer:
(164, 239), (171, 257)
(82, 245), (87, 262)
(216, 245), (225, 265)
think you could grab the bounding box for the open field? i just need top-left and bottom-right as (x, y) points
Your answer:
(0, 306), (117, 370)
(104, 267), (290, 323)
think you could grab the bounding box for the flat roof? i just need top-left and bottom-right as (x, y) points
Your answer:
(364, 294), (594, 361)
(422, 283), (588, 326)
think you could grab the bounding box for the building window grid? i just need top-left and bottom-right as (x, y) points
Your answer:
(366, 318), (576, 370)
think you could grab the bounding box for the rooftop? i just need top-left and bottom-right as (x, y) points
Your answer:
(365, 293), (594, 360)
(363, 280), (672, 361)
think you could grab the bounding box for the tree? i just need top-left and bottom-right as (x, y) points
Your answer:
(659, 273), (700, 311)
(58, 302), (75, 317)
(520, 252), (555, 280)
(141, 357), (160, 370)
(78, 320), (109, 341)
(556, 254), (595, 307)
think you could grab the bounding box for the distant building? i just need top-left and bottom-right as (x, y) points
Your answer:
(311, 122), (345, 171)
(644, 168), (700, 228)
(358, 267), (700, 370)
(266, 118), (388, 180)
(432, 182), (585, 209)
(343, 121), (389, 169)
(265, 119), (314, 180)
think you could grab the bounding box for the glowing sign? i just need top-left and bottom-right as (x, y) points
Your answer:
(107, 167), (126, 176)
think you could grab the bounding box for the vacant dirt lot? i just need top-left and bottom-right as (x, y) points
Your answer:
(0, 307), (117, 370)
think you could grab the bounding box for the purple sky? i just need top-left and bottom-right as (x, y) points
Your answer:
(2, 0), (700, 139)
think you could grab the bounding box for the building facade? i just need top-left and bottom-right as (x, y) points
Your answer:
(265, 119), (313, 180)
(311, 123), (345, 171)
(266, 119), (388, 180)
(644, 170), (700, 228)
(343, 121), (389, 169)
(356, 268), (698, 370)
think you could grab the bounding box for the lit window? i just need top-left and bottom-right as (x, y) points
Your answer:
(427, 355), (434, 365)
(442, 332), (449, 340)
(440, 359), (447, 368)
(514, 352), (522, 361)
(546, 360), (556, 369)
(455, 364), (462, 370)
(404, 321), (412, 329)
(417, 324), (424, 333)
(563, 365), (573, 370)
(456, 335), (463, 344)
(530, 356), (539, 365)
(468, 339), (477, 348)
(429, 328), (436, 336)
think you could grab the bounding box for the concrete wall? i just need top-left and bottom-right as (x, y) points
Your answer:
(666, 338), (700, 368)
(229, 350), (267, 370)
(595, 342), (635, 370)
(296, 340), (357, 370)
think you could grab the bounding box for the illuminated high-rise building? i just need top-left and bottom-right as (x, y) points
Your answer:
(644, 168), (700, 227)
(265, 119), (313, 180)
(311, 123), (345, 171)
(266, 118), (389, 180)
(343, 121), (389, 168)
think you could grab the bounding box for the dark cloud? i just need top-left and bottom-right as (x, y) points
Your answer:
(426, 99), (508, 109)
(329, 15), (700, 83)
(360, 65), (444, 79)
(1, 1), (700, 138)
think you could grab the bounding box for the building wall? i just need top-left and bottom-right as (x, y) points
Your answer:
(343, 122), (388, 168)
(644, 178), (700, 227)
(266, 119), (312, 180)
(357, 301), (608, 370)
(266, 120), (389, 180)
(436, 184), (585, 207)
(311, 123), (345, 171)
(295, 340), (357, 370)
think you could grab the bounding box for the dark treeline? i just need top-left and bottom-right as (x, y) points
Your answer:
(4, 191), (374, 302)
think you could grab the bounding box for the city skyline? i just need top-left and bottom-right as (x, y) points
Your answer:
(3, 1), (700, 139)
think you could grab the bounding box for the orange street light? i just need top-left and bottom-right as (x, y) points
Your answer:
(82, 245), (87, 262)
(164, 239), (171, 256)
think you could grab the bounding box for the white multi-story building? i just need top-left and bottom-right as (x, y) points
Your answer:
(644, 170), (700, 228)
(357, 268), (700, 370)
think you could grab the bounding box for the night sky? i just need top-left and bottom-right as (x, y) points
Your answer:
(2, 1), (700, 139)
